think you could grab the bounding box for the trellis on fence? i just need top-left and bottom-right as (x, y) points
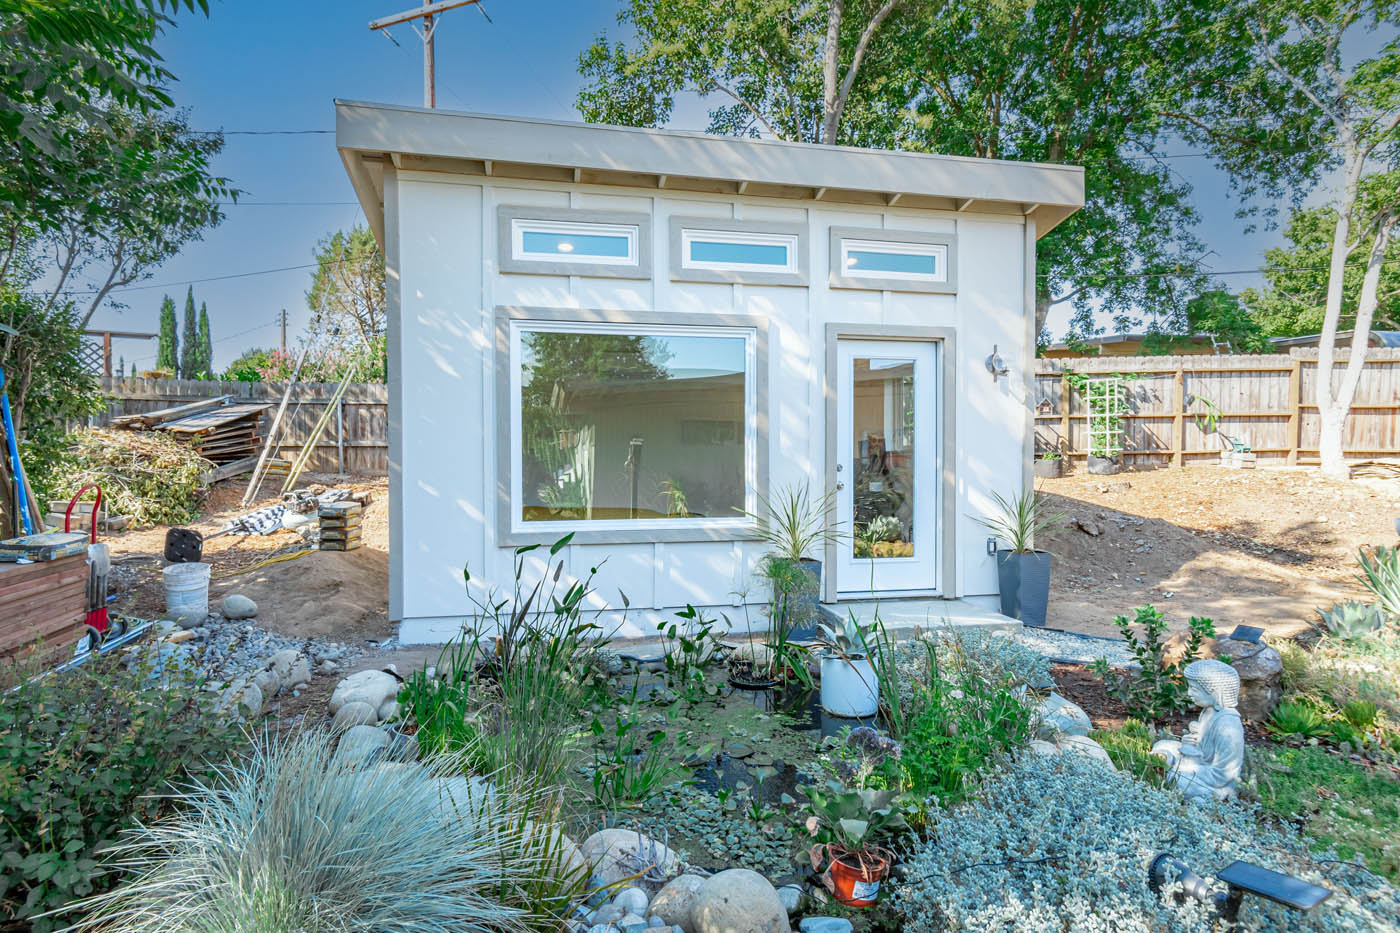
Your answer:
(95, 377), (389, 475)
(1034, 348), (1400, 467)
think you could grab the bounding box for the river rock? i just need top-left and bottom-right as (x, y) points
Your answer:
(331, 700), (378, 730)
(267, 648), (300, 683)
(581, 829), (683, 886)
(221, 593), (258, 619)
(799, 920), (852, 933)
(651, 873), (706, 932)
(1035, 692), (1092, 738)
(329, 670), (400, 715)
(1056, 734), (1115, 768)
(377, 698), (400, 722)
(613, 887), (650, 916)
(235, 681), (263, 718)
(284, 656), (313, 690)
(1028, 738), (1061, 757)
(691, 869), (787, 933)
(336, 724), (390, 763)
(252, 668), (280, 699)
(1212, 637), (1283, 722)
(729, 643), (773, 670)
(775, 884), (803, 915)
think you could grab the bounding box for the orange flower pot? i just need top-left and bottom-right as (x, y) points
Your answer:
(825, 849), (890, 908)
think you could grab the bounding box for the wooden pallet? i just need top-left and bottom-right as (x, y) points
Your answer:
(0, 555), (88, 662)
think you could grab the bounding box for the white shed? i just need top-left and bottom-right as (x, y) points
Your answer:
(336, 100), (1085, 643)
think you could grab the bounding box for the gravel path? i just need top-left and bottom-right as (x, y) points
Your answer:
(1000, 627), (1140, 668)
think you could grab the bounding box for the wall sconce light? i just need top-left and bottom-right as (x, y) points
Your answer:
(985, 345), (1010, 382)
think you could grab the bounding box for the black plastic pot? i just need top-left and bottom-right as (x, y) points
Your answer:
(1086, 455), (1120, 475)
(996, 549), (1052, 627)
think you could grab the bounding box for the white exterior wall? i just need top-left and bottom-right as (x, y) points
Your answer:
(390, 170), (1031, 643)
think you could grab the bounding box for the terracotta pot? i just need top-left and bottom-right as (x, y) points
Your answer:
(826, 850), (890, 907)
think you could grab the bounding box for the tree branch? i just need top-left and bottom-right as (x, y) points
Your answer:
(826, 0), (903, 143)
(713, 83), (783, 139)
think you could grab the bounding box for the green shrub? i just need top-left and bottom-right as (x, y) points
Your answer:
(1316, 601), (1387, 640)
(47, 428), (210, 527)
(1341, 699), (1381, 732)
(0, 647), (239, 931)
(1090, 606), (1215, 721)
(70, 730), (592, 933)
(1358, 545), (1400, 620)
(1268, 698), (1331, 739)
(1089, 719), (1167, 787)
(892, 627), (1052, 714)
(893, 754), (1400, 931)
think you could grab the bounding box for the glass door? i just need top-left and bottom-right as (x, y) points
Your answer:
(834, 339), (938, 594)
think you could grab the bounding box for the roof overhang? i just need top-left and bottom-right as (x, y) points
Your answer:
(336, 100), (1085, 248)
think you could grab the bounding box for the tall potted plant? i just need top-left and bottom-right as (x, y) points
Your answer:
(816, 614), (879, 717)
(800, 782), (912, 907)
(745, 483), (842, 640)
(974, 489), (1064, 628)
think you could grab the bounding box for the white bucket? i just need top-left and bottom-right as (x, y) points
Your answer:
(820, 655), (880, 718)
(163, 562), (211, 623)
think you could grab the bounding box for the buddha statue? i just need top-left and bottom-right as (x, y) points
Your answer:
(1151, 659), (1245, 802)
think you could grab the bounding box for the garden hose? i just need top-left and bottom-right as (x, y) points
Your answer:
(213, 547), (315, 579)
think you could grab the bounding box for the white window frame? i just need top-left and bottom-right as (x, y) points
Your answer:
(669, 216), (808, 286)
(496, 206), (652, 279)
(498, 309), (768, 545)
(512, 218), (639, 266)
(680, 228), (800, 275)
(828, 226), (958, 294)
(840, 238), (945, 283)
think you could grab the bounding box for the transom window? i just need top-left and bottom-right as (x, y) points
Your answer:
(828, 227), (957, 294)
(507, 319), (759, 534)
(512, 219), (638, 265)
(841, 239), (943, 280)
(681, 228), (798, 273)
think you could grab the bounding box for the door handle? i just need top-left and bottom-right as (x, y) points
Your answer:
(836, 481), (846, 490)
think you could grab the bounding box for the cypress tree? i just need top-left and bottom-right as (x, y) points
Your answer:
(197, 302), (213, 376)
(180, 287), (198, 378)
(156, 295), (178, 373)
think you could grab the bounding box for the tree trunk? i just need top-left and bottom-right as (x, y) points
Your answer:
(1314, 149), (1363, 480)
(1317, 403), (1348, 479)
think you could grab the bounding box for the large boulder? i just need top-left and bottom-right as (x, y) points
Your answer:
(331, 700), (378, 730)
(581, 828), (683, 887)
(221, 593), (257, 619)
(328, 670), (400, 715)
(691, 869), (788, 933)
(1034, 692), (1092, 738)
(335, 724), (390, 763)
(1055, 734), (1115, 769)
(1211, 637), (1283, 722)
(651, 874), (706, 932)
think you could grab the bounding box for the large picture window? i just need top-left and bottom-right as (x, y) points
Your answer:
(505, 316), (761, 537)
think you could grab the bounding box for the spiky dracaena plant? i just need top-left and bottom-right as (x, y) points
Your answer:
(66, 731), (590, 933)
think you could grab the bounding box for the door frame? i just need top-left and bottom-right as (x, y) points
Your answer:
(823, 324), (957, 602)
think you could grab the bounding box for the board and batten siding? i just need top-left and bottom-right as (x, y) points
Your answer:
(389, 170), (1034, 642)
(1033, 349), (1400, 466)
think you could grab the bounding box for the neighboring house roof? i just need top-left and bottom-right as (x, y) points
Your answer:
(1269, 330), (1400, 349)
(335, 100), (1086, 249)
(1042, 332), (1223, 354)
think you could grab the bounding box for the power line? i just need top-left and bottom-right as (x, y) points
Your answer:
(1039, 257), (1400, 281)
(217, 200), (359, 206)
(61, 258), (356, 297)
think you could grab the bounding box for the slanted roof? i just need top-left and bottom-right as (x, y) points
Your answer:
(336, 100), (1084, 248)
(1270, 330), (1400, 349)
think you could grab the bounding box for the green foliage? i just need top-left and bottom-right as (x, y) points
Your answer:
(0, 645), (239, 931)
(1090, 720), (1167, 787)
(744, 482), (841, 563)
(1062, 371), (1141, 459)
(1317, 601), (1388, 640)
(306, 226), (386, 349)
(1179, 289), (1269, 352)
(590, 701), (676, 809)
(222, 346), (274, 382)
(898, 641), (1034, 806)
(1090, 607), (1216, 721)
(1341, 699), (1381, 733)
(657, 604), (723, 702)
(195, 301), (212, 376)
(818, 612), (876, 660)
(1358, 545), (1400, 620)
(48, 428), (208, 526)
(1252, 743), (1400, 882)
(1268, 698), (1332, 739)
(179, 286), (197, 378)
(156, 294), (178, 373)
(798, 781), (913, 870)
(70, 729), (593, 933)
(972, 488), (1064, 554)
(1278, 627), (1400, 726)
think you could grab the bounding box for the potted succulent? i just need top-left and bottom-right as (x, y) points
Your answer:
(817, 613), (879, 717)
(974, 489), (1064, 628)
(1034, 449), (1063, 479)
(800, 781), (913, 907)
(744, 483), (843, 640)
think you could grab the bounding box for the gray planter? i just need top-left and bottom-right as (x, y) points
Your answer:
(1034, 458), (1062, 479)
(996, 549), (1052, 628)
(789, 558), (822, 640)
(1086, 455), (1120, 475)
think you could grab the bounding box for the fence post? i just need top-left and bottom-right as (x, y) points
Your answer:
(1171, 364), (1185, 468)
(1287, 355), (1302, 466)
(1058, 371), (1071, 457)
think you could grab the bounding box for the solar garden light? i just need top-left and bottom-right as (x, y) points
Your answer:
(1149, 853), (1332, 926)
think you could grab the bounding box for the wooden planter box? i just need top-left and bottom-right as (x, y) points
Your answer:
(0, 555), (88, 664)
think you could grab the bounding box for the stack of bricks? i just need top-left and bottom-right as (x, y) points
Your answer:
(318, 500), (363, 551)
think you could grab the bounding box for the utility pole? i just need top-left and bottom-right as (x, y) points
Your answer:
(369, 0), (485, 108)
(280, 309), (288, 354)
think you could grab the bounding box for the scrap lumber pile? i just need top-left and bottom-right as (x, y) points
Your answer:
(111, 396), (271, 464)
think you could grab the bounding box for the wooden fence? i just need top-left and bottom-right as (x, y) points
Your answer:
(1034, 348), (1400, 466)
(96, 377), (389, 475)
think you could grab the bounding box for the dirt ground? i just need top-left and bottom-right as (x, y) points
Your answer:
(1038, 465), (1400, 639)
(107, 473), (394, 646)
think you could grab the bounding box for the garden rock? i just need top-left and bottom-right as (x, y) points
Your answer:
(252, 668), (280, 699)
(1035, 692), (1092, 738)
(581, 829), (683, 887)
(284, 656), (313, 690)
(1210, 637), (1283, 722)
(221, 593), (257, 619)
(613, 887), (650, 916)
(331, 700), (378, 731)
(335, 724), (390, 763)
(234, 681), (263, 718)
(775, 884), (803, 916)
(618, 914), (647, 932)
(377, 698), (400, 722)
(437, 775), (494, 817)
(1028, 739), (1061, 757)
(691, 869), (787, 933)
(1055, 734), (1115, 768)
(329, 669), (399, 716)
(729, 642), (772, 669)
(798, 920), (852, 933)
(267, 648), (300, 683)
(650, 873), (706, 932)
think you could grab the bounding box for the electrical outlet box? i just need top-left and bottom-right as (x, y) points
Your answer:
(986, 536), (998, 556)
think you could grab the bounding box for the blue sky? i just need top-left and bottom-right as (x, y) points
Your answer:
(90, 0), (1293, 371)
